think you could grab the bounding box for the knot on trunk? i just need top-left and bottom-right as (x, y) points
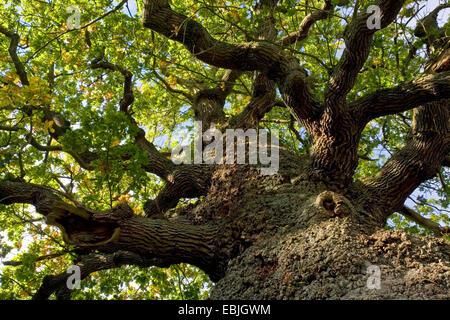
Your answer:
(110, 203), (134, 220)
(314, 191), (355, 218)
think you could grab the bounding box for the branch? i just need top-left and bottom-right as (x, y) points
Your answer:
(90, 58), (134, 113)
(153, 70), (194, 102)
(3, 251), (70, 267)
(27, 134), (62, 152)
(193, 69), (241, 126)
(426, 42), (450, 74)
(414, 3), (450, 46)
(399, 206), (449, 237)
(90, 57), (176, 180)
(0, 125), (20, 132)
(142, 0), (276, 72)
(231, 72), (276, 129)
(0, 26), (29, 85)
(29, 0), (128, 61)
(231, 6), (277, 129)
(281, 0), (336, 46)
(0, 179), (225, 286)
(135, 128), (176, 180)
(142, 0), (322, 128)
(144, 165), (213, 217)
(352, 71), (450, 122)
(32, 251), (152, 300)
(362, 100), (450, 221)
(25, 130), (96, 170)
(325, 0), (405, 106)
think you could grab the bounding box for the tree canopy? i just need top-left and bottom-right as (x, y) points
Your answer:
(0, 0), (449, 299)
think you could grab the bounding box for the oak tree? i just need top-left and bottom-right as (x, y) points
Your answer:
(0, 0), (449, 299)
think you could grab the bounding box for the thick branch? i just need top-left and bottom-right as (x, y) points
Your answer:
(144, 165), (213, 217)
(414, 3), (450, 46)
(0, 179), (225, 285)
(362, 100), (450, 221)
(32, 251), (153, 300)
(281, 0), (335, 46)
(232, 72), (276, 129)
(193, 69), (241, 126)
(325, 0), (405, 106)
(135, 128), (176, 180)
(143, 0), (279, 73)
(0, 26), (29, 86)
(353, 71), (450, 122)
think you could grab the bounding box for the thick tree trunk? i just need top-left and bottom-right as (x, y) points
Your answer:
(174, 153), (450, 299)
(211, 218), (450, 299)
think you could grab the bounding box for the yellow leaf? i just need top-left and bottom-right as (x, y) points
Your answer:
(167, 75), (177, 87)
(230, 10), (240, 22)
(243, 95), (251, 104)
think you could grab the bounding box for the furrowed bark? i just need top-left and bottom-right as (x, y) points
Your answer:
(281, 0), (336, 47)
(232, 72), (276, 129)
(142, 0), (280, 72)
(0, 180), (225, 288)
(353, 5), (450, 125)
(0, 26), (29, 86)
(193, 69), (241, 128)
(144, 165), (213, 217)
(362, 100), (450, 222)
(306, 0), (406, 188)
(357, 1), (450, 222)
(352, 71), (450, 123)
(3, 0), (450, 302)
(307, 113), (363, 188)
(325, 0), (405, 106)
